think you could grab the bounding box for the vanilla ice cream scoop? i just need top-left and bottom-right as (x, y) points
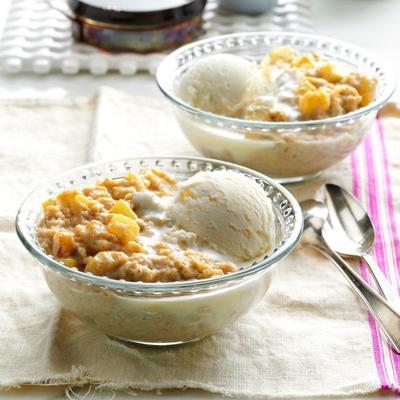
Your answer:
(177, 54), (265, 116)
(167, 170), (275, 260)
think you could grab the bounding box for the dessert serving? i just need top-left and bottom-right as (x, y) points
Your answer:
(36, 167), (275, 283)
(156, 32), (394, 182)
(17, 157), (302, 345)
(178, 45), (378, 122)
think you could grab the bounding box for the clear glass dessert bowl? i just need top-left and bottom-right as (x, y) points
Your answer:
(156, 32), (395, 183)
(16, 156), (302, 346)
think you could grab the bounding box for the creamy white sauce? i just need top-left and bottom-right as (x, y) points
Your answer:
(132, 191), (166, 212)
(253, 67), (302, 120)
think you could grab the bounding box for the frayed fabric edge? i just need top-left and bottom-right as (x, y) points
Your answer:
(0, 372), (382, 399)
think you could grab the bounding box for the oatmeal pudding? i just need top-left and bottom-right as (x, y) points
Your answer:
(178, 45), (378, 122)
(36, 168), (275, 283)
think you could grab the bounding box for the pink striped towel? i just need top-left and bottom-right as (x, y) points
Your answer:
(352, 115), (400, 393)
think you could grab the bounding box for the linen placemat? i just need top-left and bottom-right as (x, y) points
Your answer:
(1, 87), (400, 398)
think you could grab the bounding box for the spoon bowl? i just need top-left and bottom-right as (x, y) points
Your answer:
(323, 183), (398, 303)
(324, 183), (375, 256)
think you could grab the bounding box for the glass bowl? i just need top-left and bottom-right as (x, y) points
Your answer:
(16, 156), (302, 346)
(156, 32), (395, 183)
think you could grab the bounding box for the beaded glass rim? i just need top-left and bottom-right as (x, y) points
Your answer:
(156, 31), (395, 130)
(15, 156), (302, 294)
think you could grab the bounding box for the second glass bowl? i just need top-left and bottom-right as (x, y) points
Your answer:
(156, 32), (395, 183)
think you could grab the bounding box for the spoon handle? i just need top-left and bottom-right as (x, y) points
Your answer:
(315, 242), (400, 354)
(362, 253), (400, 304)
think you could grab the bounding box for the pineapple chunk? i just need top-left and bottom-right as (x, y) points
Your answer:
(59, 258), (78, 268)
(52, 232), (75, 257)
(299, 89), (331, 117)
(356, 75), (378, 106)
(125, 172), (146, 191)
(125, 241), (146, 253)
(75, 194), (92, 207)
(316, 62), (342, 83)
(296, 79), (317, 95)
(151, 168), (177, 185)
(269, 46), (296, 64)
(107, 214), (140, 244)
(85, 251), (128, 276)
(292, 54), (315, 69)
(57, 190), (79, 209)
(109, 200), (137, 219)
(70, 194), (93, 213)
(42, 198), (57, 211)
(306, 77), (330, 88)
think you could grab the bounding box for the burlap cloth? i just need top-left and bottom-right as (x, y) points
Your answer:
(1, 87), (399, 398)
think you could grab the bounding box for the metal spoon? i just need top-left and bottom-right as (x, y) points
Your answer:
(323, 183), (398, 303)
(300, 199), (400, 353)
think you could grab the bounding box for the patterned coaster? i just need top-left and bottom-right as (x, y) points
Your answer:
(0, 0), (312, 75)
